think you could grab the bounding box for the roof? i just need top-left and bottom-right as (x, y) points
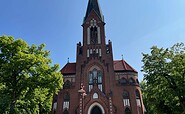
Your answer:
(114, 60), (138, 73)
(60, 60), (137, 74)
(60, 63), (76, 74)
(84, 0), (103, 22)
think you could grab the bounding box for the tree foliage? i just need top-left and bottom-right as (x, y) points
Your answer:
(0, 36), (63, 114)
(141, 43), (185, 114)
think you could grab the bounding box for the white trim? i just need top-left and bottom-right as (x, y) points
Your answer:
(88, 102), (105, 114)
(123, 99), (130, 106)
(99, 49), (101, 57)
(93, 93), (98, 99)
(136, 99), (141, 107)
(87, 49), (89, 57)
(63, 101), (69, 109)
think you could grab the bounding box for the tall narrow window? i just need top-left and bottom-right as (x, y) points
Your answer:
(89, 71), (93, 92)
(90, 27), (98, 44)
(63, 93), (70, 110)
(97, 71), (102, 91)
(136, 90), (141, 107)
(92, 69), (98, 82)
(89, 72), (93, 84)
(125, 107), (131, 114)
(123, 91), (130, 107)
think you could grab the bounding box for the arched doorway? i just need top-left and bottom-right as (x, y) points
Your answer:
(88, 102), (105, 114)
(91, 106), (102, 114)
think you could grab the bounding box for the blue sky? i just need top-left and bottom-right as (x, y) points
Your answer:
(1, 0), (185, 81)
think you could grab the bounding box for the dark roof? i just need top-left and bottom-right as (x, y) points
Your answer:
(60, 63), (76, 74)
(114, 60), (138, 73)
(60, 60), (137, 74)
(84, 0), (103, 22)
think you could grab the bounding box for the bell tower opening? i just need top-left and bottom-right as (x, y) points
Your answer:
(90, 26), (98, 44)
(91, 106), (102, 114)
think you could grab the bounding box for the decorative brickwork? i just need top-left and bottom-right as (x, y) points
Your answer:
(51, 0), (145, 114)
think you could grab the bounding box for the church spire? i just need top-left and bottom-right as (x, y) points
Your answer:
(84, 0), (103, 22)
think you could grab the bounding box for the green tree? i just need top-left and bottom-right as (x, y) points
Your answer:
(0, 36), (63, 114)
(141, 43), (185, 114)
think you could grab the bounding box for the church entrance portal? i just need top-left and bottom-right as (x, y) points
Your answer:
(91, 106), (102, 114)
(88, 102), (105, 114)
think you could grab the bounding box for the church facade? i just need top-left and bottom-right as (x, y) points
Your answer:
(52, 0), (145, 114)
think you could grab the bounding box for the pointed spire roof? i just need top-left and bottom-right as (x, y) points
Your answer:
(84, 0), (103, 22)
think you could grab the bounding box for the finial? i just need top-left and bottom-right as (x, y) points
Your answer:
(122, 54), (124, 60)
(67, 57), (69, 63)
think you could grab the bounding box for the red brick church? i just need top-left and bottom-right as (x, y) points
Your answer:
(52, 0), (145, 114)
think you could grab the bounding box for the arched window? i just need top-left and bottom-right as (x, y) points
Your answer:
(129, 78), (135, 85)
(90, 27), (98, 44)
(63, 80), (71, 89)
(89, 72), (93, 84)
(64, 93), (70, 102)
(136, 90), (141, 107)
(89, 68), (103, 92)
(119, 77), (127, 85)
(63, 93), (70, 109)
(97, 71), (102, 84)
(92, 69), (98, 82)
(123, 91), (130, 107)
(123, 91), (129, 99)
(125, 107), (131, 114)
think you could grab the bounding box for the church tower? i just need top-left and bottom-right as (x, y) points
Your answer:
(52, 0), (145, 114)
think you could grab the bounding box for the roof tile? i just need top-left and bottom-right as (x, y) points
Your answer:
(60, 63), (76, 74)
(60, 60), (137, 74)
(114, 60), (138, 73)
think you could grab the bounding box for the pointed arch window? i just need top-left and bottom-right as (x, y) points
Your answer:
(63, 93), (70, 110)
(123, 91), (130, 107)
(90, 26), (98, 44)
(97, 71), (102, 84)
(125, 107), (131, 114)
(63, 80), (71, 89)
(89, 68), (103, 92)
(119, 77), (127, 85)
(136, 90), (141, 107)
(129, 78), (135, 85)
